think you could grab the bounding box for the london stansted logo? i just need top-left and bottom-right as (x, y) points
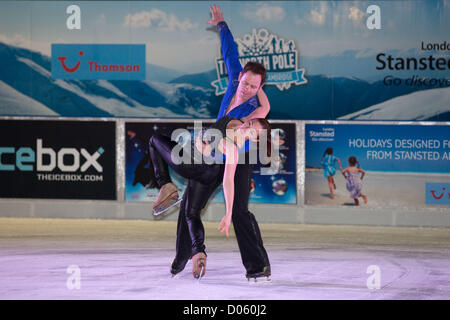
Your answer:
(51, 44), (146, 80)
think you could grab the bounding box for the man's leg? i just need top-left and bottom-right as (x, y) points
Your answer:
(232, 162), (270, 275)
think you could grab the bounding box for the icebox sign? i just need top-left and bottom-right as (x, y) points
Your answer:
(0, 120), (116, 200)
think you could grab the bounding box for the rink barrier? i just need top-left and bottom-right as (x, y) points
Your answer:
(0, 116), (449, 228)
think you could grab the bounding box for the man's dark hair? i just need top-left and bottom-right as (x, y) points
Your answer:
(242, 61), (266, 86)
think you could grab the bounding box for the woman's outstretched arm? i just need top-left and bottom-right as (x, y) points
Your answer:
(218, 141), (239, 237)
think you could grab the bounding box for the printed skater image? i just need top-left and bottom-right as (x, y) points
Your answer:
(157, 4), (273, 282)
(126, 130), (158, 190)
(148, 115), (271, 278)
(341, 156), (368, 206)
(321, 148), (342, 199)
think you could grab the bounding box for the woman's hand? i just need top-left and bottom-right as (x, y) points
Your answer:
(218, 214), (232, 238)
(206, 4), (224, 26)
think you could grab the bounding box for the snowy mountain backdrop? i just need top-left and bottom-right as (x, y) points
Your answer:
(0, 41), (449, 120)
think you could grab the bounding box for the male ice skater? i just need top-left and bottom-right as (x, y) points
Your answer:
(169, 4), (271, 280)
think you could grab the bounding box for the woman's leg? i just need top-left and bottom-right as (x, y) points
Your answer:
(149, 133), (217, 185)
(148, 134), (182, 211)
(148, 134), (178, 188)
(183, 173), (223, 256)
(171, 171), (223, 276)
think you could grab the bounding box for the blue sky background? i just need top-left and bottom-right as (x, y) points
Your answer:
(0, 0), (449, 73)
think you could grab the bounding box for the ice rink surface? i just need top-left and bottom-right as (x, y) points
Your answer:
(1, 217), (450, 300)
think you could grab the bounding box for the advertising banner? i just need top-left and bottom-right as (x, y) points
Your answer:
(125, 121), (296, 204)
(0, 120), (116, 200)
(305, 123), (450, 207)
(0, 1), (448, 120)
(51, 44), (146, 80)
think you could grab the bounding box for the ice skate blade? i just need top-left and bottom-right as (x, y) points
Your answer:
(196, 265), (205, 283)
(153, 197), (182, 216)
(247, 276), (271, 284)
(193, 263), (205, 280)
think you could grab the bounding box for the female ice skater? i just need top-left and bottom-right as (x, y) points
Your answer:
(321, 148), (342, 199)
(341, 156), (368, 206)
(148, 114), (271, 279)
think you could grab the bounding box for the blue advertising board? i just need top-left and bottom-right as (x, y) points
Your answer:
(306, 123), (450, 173)
(305, 123), (450, 207)
(125, 121), (296, 205)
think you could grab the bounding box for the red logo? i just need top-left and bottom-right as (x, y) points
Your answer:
(430, 187), (446, 200)
(57, 51), (84, 73)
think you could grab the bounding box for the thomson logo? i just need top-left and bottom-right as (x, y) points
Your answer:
(52, 44), (145, 80)
(58, 50), (83, 73)
(426, 182), (450, 205)
(57, 50), (140, 74)
(0, 139), (104, 172)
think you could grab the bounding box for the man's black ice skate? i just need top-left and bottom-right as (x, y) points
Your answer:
(246, 266), (271, 283)
(170, 257), (189, 278)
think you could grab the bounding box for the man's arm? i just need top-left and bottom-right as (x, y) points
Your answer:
(207, 5), (242, 83)
(241, 88), (270, 121)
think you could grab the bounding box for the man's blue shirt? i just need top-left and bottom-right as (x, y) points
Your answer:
(216, 21), (259, 121)
(216, 21), (259, 153)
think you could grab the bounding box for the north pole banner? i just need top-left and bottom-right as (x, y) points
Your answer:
(0, 1), (448, 120)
